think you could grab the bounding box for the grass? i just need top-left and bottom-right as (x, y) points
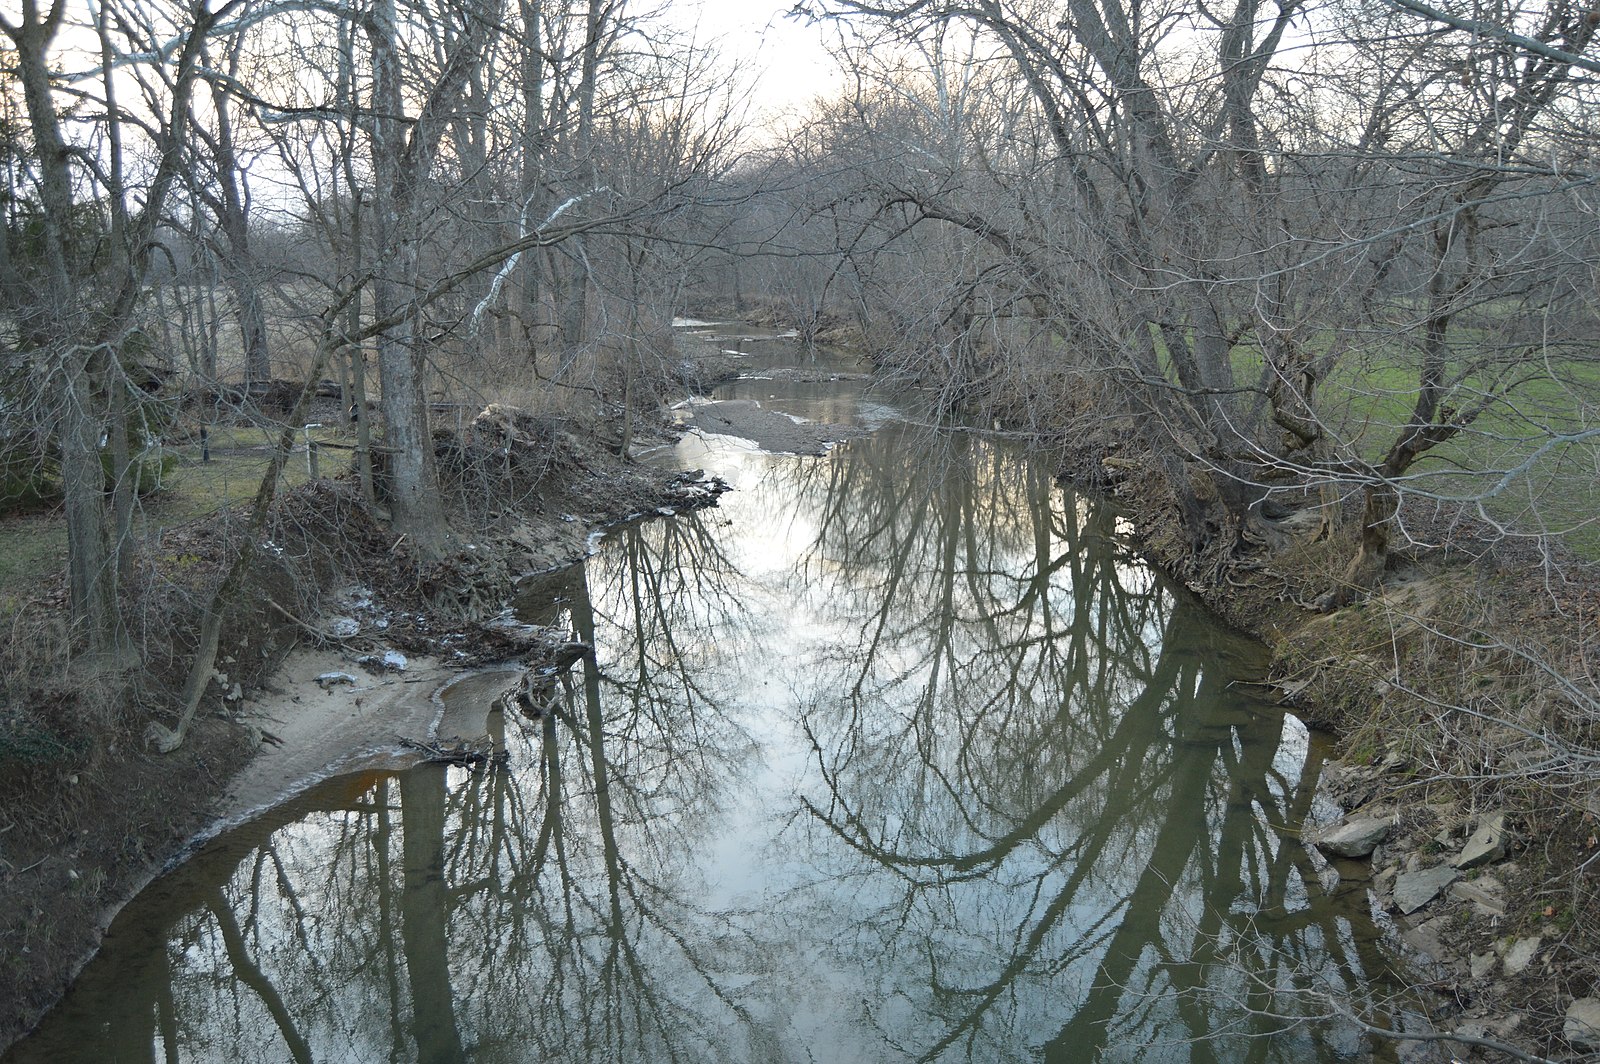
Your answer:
(0, 422), (354, 607)
(1320, 351), (1600, 559)
(1212, 321), (1600, 561)
(0, 515), (67, 610)
(157, 424), (334, 520)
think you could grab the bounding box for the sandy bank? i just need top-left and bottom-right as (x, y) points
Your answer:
(219, 648), (452, 820)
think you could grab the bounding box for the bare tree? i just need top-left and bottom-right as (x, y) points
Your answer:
(2, 0), (236, 654)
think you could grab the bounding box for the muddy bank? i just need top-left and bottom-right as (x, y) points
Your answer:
(1056, 431), (1600, 1062)
(677, 397), (866, 455)
(0, 416), (726, 1053)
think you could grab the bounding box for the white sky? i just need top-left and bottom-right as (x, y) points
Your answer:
(664, 0), (847, 123)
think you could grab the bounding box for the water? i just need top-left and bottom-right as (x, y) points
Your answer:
(6, 340), (1412, 1063)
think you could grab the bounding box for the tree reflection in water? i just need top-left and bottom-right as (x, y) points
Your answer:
(5, 425), (1409, 1064)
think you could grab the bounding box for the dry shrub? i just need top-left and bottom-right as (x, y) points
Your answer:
(266, 478), (393, 587)
(398, 405), (590, 534)
(0, 607), (129, 828)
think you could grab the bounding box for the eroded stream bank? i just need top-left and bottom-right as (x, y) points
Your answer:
(6, 328), (1425, 1063)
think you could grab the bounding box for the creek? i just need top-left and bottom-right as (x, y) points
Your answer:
(6, 329), (1413, 1063)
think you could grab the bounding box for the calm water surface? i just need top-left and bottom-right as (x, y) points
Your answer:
(7, 336), (1411, 1063)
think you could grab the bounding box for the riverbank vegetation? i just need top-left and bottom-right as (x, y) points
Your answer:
(2, 0), (1598, 1056)
(721, 1), (1600, 1055)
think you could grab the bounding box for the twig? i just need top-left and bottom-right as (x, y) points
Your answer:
(264, 597), (345, 642)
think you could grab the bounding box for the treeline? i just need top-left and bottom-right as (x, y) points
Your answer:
(4, 0), (1599, 651)
(2, 0), (747, 656)
(714, 0), (1600, 600)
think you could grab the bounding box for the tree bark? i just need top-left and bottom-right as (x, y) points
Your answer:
(5, 4), (122, 654)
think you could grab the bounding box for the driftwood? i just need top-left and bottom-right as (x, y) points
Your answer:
(398, 735), (506, 769)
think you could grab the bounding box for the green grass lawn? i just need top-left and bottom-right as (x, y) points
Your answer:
(1245, 332), (1600, 560)
(0, 422), (355, 607)
(1146, 315), (1600, 560)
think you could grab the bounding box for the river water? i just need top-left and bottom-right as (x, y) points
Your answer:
(6, 332), (1412, 1063)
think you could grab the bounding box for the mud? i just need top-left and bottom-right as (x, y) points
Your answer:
(679, 398), (866, 455)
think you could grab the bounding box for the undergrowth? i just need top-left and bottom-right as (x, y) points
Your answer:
(1267, 552), (1600, 1037)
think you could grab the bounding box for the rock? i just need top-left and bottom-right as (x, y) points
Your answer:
(355, 651), (407, 674)
(327, 616), (361, 638)
(1314, 816), (1393, 858)
(1449, 876), (1507, 916)
(1453, 812), (1508, 869)
(1500, 936), (1541, 976)
(1393, 865), (1460, 914)
(1566, 998), (1600, 1050)
(1469, 952), (1497, 979)
(1400, 918), (1450, 963)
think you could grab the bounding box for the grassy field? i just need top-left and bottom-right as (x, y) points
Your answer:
(1308, 342), (1600, 559)
(0, 423), (352, 609)
(1192, 318), (1600, 561)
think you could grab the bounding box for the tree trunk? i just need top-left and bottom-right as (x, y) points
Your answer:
(368, 0), (448, 554)
(205, 56), (272, 385)
(7, 9), (122, 654)
(518, 0), (548, 346)
(1339, 482), (1398, 602)
(556, 0), (610, 351)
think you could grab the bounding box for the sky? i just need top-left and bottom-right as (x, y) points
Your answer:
(665, 0), (847, 121)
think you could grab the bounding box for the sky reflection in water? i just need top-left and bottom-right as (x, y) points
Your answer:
(7, 405), (1409, 1064)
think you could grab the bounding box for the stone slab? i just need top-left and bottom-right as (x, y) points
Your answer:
(1502, 936), (1541, 976)
(1394, 865), (1460, 915)
(1314, 816), (1393, 859)
(1453, 812), (1508, 869)
(1565, 998), (1600, 1050)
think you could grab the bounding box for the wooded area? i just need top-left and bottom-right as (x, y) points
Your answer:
(3, 0), (1597, 631)
(2, 0), (1599, 1053)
